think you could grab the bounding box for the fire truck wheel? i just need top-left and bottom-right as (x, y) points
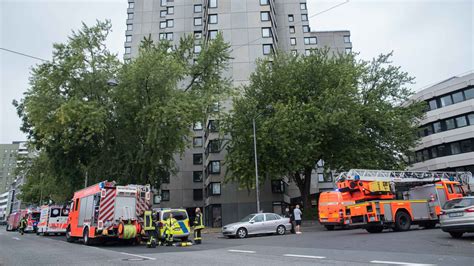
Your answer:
(394, 211), (411, 232)
(66, 227), (75, 243)
(365, 225), (383, 233)
(324, 225), (335, 231)
(83, 227), (93, 245)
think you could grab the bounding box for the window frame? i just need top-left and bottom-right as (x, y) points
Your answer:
(260, 11), (270, 21)
(194, 17), (203, 26)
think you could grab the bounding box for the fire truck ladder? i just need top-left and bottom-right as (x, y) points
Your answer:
(336, 169), (473, 186)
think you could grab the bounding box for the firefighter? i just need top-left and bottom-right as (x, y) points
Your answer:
(163, 213), (178, 246)
(19, 216), (28, 235)
(193, 208), (205, 244)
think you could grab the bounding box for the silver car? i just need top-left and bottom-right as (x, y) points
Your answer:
(440, 196), (474, 238)
(222, 213), (291, 238)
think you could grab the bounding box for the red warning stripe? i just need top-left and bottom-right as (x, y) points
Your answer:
(98, 189), (116, 223)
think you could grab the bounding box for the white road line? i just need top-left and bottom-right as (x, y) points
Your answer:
(370, 260), (436, 266)
(283, 254), (325, 259)
(12, 237), (21, 241)
(228, 249), (256, 254)
(119, 252), (157, 261)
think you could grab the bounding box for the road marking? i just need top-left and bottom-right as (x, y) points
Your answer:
(228, 249), (256, 254)
(119, 252), (156, 261)
(370, 260), (436, 266)
(283, 254), (325, 259)
(12, 237), (21, 240)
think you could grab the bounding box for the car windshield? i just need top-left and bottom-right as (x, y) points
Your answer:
(443, 198), (474, 209)
(240, 214), (256, 222)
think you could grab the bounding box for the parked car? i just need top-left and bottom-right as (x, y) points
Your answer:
(222, 213), (291, 238)
(440, 196), (474, 238)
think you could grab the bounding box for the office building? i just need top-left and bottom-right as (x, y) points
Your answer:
(125, 0), (352, 226)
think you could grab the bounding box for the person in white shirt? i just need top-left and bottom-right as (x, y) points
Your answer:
(294, 205), (302, 234)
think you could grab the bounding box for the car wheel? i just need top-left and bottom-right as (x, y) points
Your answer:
(393, 211), (411, 232)
(324, 225), (335, 231)
(236, 228), (247, 239)
(449, 232), (463, 239)
(276, 225), (286, 235)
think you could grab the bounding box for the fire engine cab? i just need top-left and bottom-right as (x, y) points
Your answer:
(66, 181), (151, 245)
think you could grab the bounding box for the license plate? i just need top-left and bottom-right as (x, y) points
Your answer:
(448, 212), (464, 217)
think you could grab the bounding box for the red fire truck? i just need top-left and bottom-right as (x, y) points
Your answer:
(37, 205), (70, 235)
(66, 181), (151, 245)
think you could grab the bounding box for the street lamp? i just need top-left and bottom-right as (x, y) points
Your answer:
(252, 105), (272, 213)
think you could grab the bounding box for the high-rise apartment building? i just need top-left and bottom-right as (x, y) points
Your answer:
(125, 0), (352, 226)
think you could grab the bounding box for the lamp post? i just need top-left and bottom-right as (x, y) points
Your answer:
(252, 105), (272, 213)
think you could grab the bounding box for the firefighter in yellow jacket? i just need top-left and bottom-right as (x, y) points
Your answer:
(193, 208), (205, 244)
(163, 213), (178, 246)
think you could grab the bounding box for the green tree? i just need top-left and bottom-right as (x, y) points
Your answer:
(223, 49), (425, 210)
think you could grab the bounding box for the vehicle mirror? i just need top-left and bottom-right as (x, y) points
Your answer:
(249, 220), (254, 224)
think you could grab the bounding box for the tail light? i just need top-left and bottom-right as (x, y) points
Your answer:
(465, 207), (474, 213)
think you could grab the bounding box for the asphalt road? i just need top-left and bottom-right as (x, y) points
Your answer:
(1, 225), (473, 265)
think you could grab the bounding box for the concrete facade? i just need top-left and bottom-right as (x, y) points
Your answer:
(125, 0), (351, 227)
(0, 142), (21, 194)
(408, 73), (474, 173)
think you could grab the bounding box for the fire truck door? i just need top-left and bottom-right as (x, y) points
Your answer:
(78, 195), (94, 226)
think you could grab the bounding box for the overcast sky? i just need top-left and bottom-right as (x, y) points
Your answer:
(1, 0), (473, 143)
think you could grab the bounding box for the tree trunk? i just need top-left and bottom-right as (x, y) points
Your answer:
(293, 167), (313, 209)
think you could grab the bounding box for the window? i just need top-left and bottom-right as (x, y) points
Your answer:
(194, 4), (202, 13)
(194, 31), (202, 39)
(445, 118), (455, 130)
(262, 27), (272, 38)
(161, 172), (170, 184)
(193, 153), (203, 165)
(451, 142), (461, 155)
(193, 137), (203, 147)
(127, 24), (133, 31)
(304, 37), (317, 45)
(291, 50), (297, 55)
(290, 38), (296, 46)
(456, 116), (468, 128)
(193, 189), (203, 201)
(253, 214), (264, 222)
(422, 149), (429, 161)
(289, 26), (295, 33)
(159, 33), (166, 40)
(166, 19), (174, 28)
(193, 171), (203, 182)
(208, 160), (221, 174)
(301, 14), (308, 21)
(209, 182), (221, 195)
(263, 44), (273, 55)
(271, 180), (285, 193)
(461, 140), (473, 153)
(193, 121), (203, 130)
(415, 151), (423, 162)
(160, 10), (167, 17)
(208, 14), (218, 24)
(208, 140), (220, 153)
(128, 13), (134, 20)
(430, 147), (438, 158)
(302, 25), (310, 33)
(126, 35), (132, 42)
(208, 30), (218, 39)
(437, 144), (447, 157)
(166, 32), (173, 40)
(440, 95), (453, 107)
(428, 99), (437, 110)
(153, 194), (161, 205)
(167, 6), (174, 14)
(161, 190), (170, 201)
(209, 0), (217, 8)
(344, 35), (350, 43)
(194, 17), (202, 26)
(194, 45), (202, 54)
(468, 114), (474, 125)
(452, 91), (464, 103)
(300, 3), (307, 10)
(161, 0), (167, 6)
(288, 14), (294, 22)
(265, 214), (279, 221)
(125, 47), (131, 54)
(261, 11), (270, 21)
(74, 198), (79, 211)
(305, 49), (311, 56)
(207, 120), (219, 132)
(160, 21), (167, 28)
(433, 121), (442, 133)
(260, 0), (269, 5)
(128, 2), (134, 8)
(345, 47), (352, 54)
(465, 87), (474, 100)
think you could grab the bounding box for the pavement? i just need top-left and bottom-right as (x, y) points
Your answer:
(1, 224), (473, 265)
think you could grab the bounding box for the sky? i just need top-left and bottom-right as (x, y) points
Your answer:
(0, 0), (473, 143)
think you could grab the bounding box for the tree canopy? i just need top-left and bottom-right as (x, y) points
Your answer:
(223, 49), (425, 209)
(14, 20), (231, 203)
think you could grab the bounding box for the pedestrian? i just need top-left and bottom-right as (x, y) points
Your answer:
(19, 216), (27, 235)
(294, 204), (302, 234)
(193, 207), (205, 244)
(163, 213), (178, 246)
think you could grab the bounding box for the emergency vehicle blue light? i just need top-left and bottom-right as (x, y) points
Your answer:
(334, 189), (339, 192)
(354, 175), (360, 181)
(99, 182), (105, 189)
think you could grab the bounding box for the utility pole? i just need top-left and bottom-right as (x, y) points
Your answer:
(252, 118), (261, 213)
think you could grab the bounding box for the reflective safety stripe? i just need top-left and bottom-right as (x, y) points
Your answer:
(178, 221), (189, 234)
